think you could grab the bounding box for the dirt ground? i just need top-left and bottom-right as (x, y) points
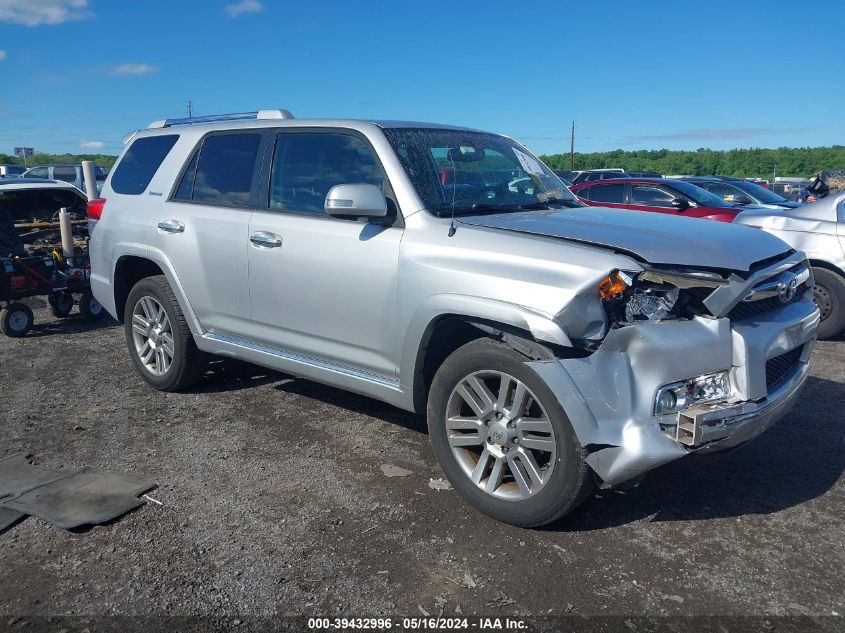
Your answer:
(1, 301), (843, 630)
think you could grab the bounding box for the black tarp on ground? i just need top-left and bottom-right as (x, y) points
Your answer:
(0, 453), (155, 531)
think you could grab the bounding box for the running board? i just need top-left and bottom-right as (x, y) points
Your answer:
(202, 330), (401, 391)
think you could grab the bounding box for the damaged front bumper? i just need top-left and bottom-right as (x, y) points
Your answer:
(528, 297), (819, 487)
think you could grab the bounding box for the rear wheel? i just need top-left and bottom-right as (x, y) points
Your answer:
(0, 303), (34, 337)
(48, 291), (73, 318)
(124, 275), (207, 391)
(427, 338), (594, 527)
(812, 267), (845, 339)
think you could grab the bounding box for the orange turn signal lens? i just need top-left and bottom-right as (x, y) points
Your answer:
(598, 271), (629, 300)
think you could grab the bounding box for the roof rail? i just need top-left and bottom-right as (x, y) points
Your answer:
(147, 109), (295, 129)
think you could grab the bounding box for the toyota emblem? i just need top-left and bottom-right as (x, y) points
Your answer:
(779, 277), (799, 303)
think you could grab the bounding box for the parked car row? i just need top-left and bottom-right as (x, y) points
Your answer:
(82, 110), (822, 527)
(0, 163), (107, 194)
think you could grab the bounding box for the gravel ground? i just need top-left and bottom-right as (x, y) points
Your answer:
(0, 301), (843, 630)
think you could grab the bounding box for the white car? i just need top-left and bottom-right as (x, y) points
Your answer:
(735, 192), (845, 338)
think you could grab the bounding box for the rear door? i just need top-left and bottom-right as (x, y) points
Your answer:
(148, 130), (265, 336)
(246, 128), (403, 379)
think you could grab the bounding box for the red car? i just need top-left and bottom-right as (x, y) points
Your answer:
(570, 178), (743, 222)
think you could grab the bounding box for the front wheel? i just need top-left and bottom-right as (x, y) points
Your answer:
(812, 267), (845, 339)
(427, 338), (594, 527)
(124, 275), (207, 392)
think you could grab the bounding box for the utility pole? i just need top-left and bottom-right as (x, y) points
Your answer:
(569, 121), (575, 169)
(187, 100), (193, 119)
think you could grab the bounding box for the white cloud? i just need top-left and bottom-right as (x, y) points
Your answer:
(226, 0), (262, 17)
(109, 63), (157, 76)
(0, 0), (91, 26)
(81, 140), (104, 150)
(0, 50), (6, 61)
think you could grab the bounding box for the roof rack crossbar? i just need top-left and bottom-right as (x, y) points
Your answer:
(148, 109), (294, 129)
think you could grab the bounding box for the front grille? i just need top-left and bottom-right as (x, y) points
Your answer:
(728, 296), (784, 321)
(765, 347), (803, 391)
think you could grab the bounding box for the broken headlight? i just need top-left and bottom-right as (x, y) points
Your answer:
(599, 270), (688, 325)
(654, 371), (732, 415)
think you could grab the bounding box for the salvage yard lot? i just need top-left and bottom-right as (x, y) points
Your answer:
(1, 302), (843, 622)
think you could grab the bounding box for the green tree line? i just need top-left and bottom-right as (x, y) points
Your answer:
(2, 146), (843, 179)
(0, 152), (117, 170)
(540, 146), (845, 179)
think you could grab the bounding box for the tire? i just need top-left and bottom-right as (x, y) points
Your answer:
(78, 290), (104, 320)
(812, 267), (845, 339)
(1, 303), (34, 337)
(48, 291), (74, 319)
(427, 338), (594, 527)
(124, 275), (207, 391)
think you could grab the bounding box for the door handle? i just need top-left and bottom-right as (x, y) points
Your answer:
(157, 219), (185, 234)
(249, 232), (282, 248)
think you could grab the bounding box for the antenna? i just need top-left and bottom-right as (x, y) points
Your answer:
(447, 149), (458, 237)
(569, 121), (575, 169)
(187, 100), (193, 119)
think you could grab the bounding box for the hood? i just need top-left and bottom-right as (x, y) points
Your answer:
(751, 200), (802, 210)
(458, 206), (792, 272)
(736, 192), (844, 225)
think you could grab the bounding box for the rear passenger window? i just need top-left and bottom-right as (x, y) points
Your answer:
(192, 133), (262, 207)
(112, 135), (179, 195)
(588, 183), (625, 203)
(269, 132), (383, 214)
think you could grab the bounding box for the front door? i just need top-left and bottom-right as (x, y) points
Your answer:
(247, 129), (402, 380)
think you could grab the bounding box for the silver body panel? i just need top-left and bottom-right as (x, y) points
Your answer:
(90, 117), (819, 486)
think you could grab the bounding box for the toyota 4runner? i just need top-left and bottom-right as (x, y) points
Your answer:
(90, 110), (819, 526)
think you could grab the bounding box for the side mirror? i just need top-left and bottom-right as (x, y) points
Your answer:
(671, 197), (690, 211)
(734, 196), (754, 205)
(325, 184), (388, 220)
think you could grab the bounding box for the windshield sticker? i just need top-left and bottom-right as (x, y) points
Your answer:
(512, 148), (545, 176)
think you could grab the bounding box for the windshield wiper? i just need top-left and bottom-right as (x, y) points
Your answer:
(518, 198), (582, 210)
(433, 203), (519, 217)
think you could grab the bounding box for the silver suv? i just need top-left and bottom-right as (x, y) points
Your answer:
(90, 110), (819, 527)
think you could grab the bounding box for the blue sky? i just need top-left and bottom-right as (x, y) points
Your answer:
(0, 0), (842, 157)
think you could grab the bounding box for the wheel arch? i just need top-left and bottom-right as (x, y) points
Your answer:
(112, 250), (203, 335)
(808, 258), (845, 279)
(404, 295), (578, 413)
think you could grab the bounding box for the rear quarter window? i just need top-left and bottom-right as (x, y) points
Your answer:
(111, 135), (180, 195)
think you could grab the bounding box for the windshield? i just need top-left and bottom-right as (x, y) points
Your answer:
(670, 179), (736, 208)
(732, 180), (788, 204)
(381, 128), (580, 215)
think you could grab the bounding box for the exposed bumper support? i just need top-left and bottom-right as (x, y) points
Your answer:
(527, 300), (819, 487)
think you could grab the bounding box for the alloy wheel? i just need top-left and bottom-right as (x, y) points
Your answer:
(131, 296), (174, 376)
(445, 370), (557, 501)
